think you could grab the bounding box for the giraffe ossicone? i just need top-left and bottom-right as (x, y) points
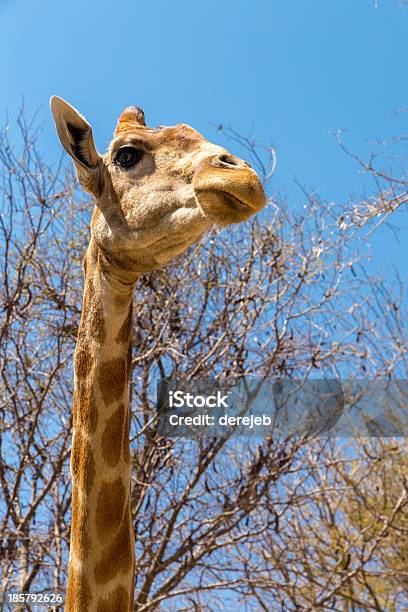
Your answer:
(50, 96), (266, 611)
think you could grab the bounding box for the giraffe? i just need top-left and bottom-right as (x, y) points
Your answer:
(50, 96), (266, 611)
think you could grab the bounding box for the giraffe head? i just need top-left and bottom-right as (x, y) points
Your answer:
(50, 96), (266, 276)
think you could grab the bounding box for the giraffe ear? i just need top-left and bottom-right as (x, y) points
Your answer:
(50, 96), (103, 195)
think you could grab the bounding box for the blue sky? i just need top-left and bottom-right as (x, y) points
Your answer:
(1, 0), (407, 272)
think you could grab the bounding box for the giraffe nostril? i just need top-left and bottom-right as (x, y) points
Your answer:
(217, 154), (241, 167)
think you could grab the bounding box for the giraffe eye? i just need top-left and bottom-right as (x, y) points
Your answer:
(114, 146), (144, 168)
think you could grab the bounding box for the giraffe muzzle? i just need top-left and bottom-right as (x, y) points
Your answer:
(193, 163), (267, 225)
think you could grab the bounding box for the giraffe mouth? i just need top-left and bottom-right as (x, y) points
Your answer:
(194, 186), (265, 225)
(220, 192), (252, 211)
(195, 188), (253, 211)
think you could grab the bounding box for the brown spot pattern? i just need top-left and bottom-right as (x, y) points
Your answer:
(94, 510), (133, 584)
(86, 276), (95, 298)
(101, 404), (126, 467)
(71, 490), (91, 559)
(96, 478), (126, 542)
(123, 410), (131, 464)
(96, 586), (129, 612)
(115, 304), (133, 345)
(82, 277), (107, 345)
(74, 346), (93, 379)
(74, 383), (98, 433)
(71, 430), (96, 496)
(89, 302), (106, 344)
(66, 564), (91, 611)
(99, 358), (126, 405)
(114, 292), (131, 307)
(126, 344), (133, 380)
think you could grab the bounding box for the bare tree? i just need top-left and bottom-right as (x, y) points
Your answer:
(0, 110), (407, 610)
(232, 438), (408, 611)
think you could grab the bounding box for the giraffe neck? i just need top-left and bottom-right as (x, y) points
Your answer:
(66, 238), (137, 612)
